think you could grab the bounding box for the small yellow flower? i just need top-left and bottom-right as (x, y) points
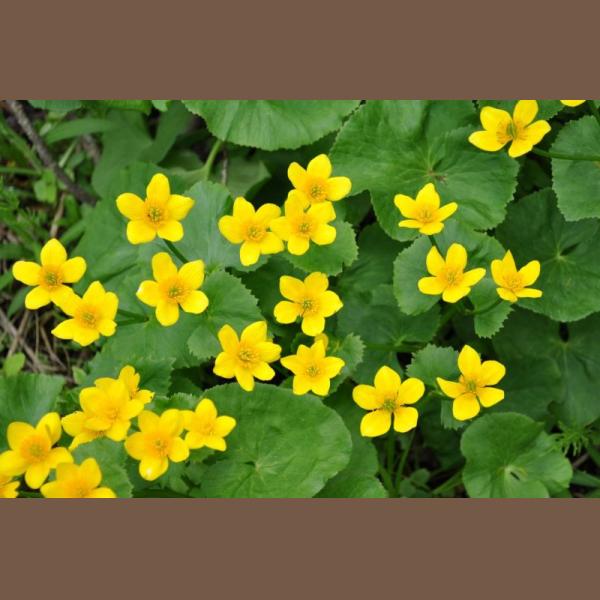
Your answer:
(280, 339), (345, 397)
(213, 321), (281, 392)
(116, 173), (194, 244)
(61, 412), (104, 450)
(12, 238), (86, 310)
(125, 409), (189, 481)
(270, 194), (337, 256)
(182, 398), (236, 451)
(287, 154), (351, 206)
(218, 197), (284, 266)
(469, 100), (551, 158)
(437, 345), (506, 421)
(0, 473), (19, 498)
(491, 250), (542, 303)
(418, 243), (485, 303)
(394, 183), (458, 235)
(560, 100), (585, 107)
(117, 365), (154, 405)
(353, 366), (425, 437)
(51, 281), (118, 346)
(40, 458), (116, 498)
(274, 272), (343, 336)
(0, 413), (72, 489)
(136, 252), (209, 326)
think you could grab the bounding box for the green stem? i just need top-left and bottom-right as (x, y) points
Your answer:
(587, 101), (600, 129)
(379, 463), (396, 498)
(584, 441), (600, 468)
(199, 138), (224, 180)
(438, 303), (459, 329)
(396, 430), (415, 486)
(467, 297), (503, 317)
(532, 147), (600, 162)
(387, 430), (396, 476)
(432, 469), (463, 496)
(162, 239), (190, 263)
(0, 165), (38, 176)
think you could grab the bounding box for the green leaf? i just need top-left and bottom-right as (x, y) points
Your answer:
(219, 155), (271, 199)
(327, 333), (364, 393)
(28, 100), (83, 112)
(182, 100), (360, 150)
(45, 117), (116, 144)
(461, 413), (572, 498)
(407, 344), (459, 388)
(3, 353), (25, 377)
(198, 383), (352, 497)
(469, 279), (512, 339)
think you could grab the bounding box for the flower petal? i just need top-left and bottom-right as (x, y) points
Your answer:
(40, 239), (67, 266)
(241, 321), (267, 344)
(461, 268), (486, 287)
(468, 130), (506, 152)
(178, 260), (205, 289)
(274, 300), (300, 324)
(436, 378), (464, 399)
(25, 286), (51, 309)
(394, 194), (418, 218)
(152, 252), (177, 282)
(137, 281), (161, 307)
(12, 261), (41, 285)
(259, 232), (284, 254)
(426, 246), (445, 276)
(442, 285), (471, 303)
(477, 386), (505, 408)
(157, 220), (184, 242)
(446, 243), (467, 270)
(306, 154), (332, 179)
(452, 393), (480, 421)
(326, 177), (351, 201)
(61, 257), (86, 283)
(288, 162), (308, 189)
(301, 315), (325, 336)
(127, 220), (156, 244)
(360, 409), (391, 437)
(398, 378), (425, 405)
(478, 360), (506, 386)
(311, 224), (336, 246)
(519, 260), (541, 286)
(458, 345), (481, 378)
(217, 325), (239, 353)
(116, 193), (145, 220)
(167, 195), (194, 220)
(393, 406), (418, 433)
(156, 301), (179, 326)
(240, 241), (261, 266)
(418, 276), (445, 295)
(480, 106), (511, 131)
(218, 215), (244, 244)
(374, 366), (401, 393)
(513, 100), (538, 126)
(180, 291), (209, 314)
(287, 235), (310, 255)
(353, 385), (381, 410)
(146, 173), (170, 203)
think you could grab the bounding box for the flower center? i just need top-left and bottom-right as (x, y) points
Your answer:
(296, 217), (314, 237)
(77, 307), (98, 329)
(465, 379), (477, 393)
(503, 274), (522, 292)
(21, 435), (50, 462)
(66, 480), (92, 498)
(382, 398), (397, 412)
(305, 364), (321, 378)
(168, 285), (184, 300)
(300, 297), (318, 315)
(104, 406), (120, 422)
(146, 204), (164, 225)
(442, 268), (462, 286)
(417, 207), (435, 223)
(308, 181), (326, 202)
(506, 120), (525, 142)
(245, 224), (266, 242)
(149, 435), (171, 457)
(41, 267), (62, 290)
(237, 346), (258, 366)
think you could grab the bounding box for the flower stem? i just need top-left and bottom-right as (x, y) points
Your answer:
(587, 100), (600, 129)
(438, 303), (459, 329)
(199, 138), (224, 181)
(395, 430), (415, 487)
(162, 239), (189, 263)
(431, 469), (463, 496)
(467, 297), (503, 316)
(532, 147), (600, 162)
(379, 463), (396, 498)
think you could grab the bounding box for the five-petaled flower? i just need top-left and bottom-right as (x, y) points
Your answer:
(469, 100), (551, 158)
(560, 100), (585, 107)
(51, 281), (118, 346)
(12, 238), (86, 310)
(116, 173), (194, 244)
(115, 365), (154, 405)
(394, 183), (458, 235)
(287, 154), (351, 206)
(274, 272), (343, 336)
(353, 366), (425, 437)
(40, 458), (116, 498)
(125, 409), (189, 481)
(280, 339), (345, 396)
(137, 252), (209, 326)
(491, 250), (542, 303)
(0, 413), (72, 489)
(182, 398), (236, 451)
(0, 473), (19, 498)
(218, 197), (284, 266)
(213, 321), (281, 392)
(437, 345), (506, 421)
(418, 243), (485, 303)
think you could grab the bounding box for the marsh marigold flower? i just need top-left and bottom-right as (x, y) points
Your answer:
(469, 100), (551, 158)
(137, 252), (209, 326)
(12, 238), (86, 310)
(41, 458), (116, 498)
(0, 474), (19, 498)
(274, 272), (343, 336)
(394, 183), (457, 235)
(218, 197), (284, 266)
(287, 154), (351, 206)
(114, 365), (154, 405)
(491, 250), (542, 303)
(116, 173), (194, 244)
(353, 366), (425, 437)
(51, 281), (118, 346)
(213, 321), (281, 392)
(125, 409), (189, 481)
(0, 413), (72, 489)
(437, 345), (506, 421)
(182, 398), (236, 451)
(280, 339), (345, 397)
(560, 100), (585, 107)
(418, 243), (485, 303)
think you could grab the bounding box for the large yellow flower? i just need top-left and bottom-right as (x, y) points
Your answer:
(41, 458), (116, 498)
(560, 100), (585, 107)
(270, 195), (337, 255)
(125, 409), (189, 481)
(137, 252), (209, 326)
(437, 345), (506, 421)
(280, 339), (345, 396)
(51, 281), (118, 346)
(0, 474), (19, 498)
(394, 183), (457, 235)
(287, 154), (351, 206)
(469, 100), (551, 158)
(353, 366), (425, 437)
(418, 243), (485, 303)
(213, 321), (281, 391)
(116, 173), (194, 244)
(182, 398), (236, 451)
(218, 197), (284, 266)
(116, 365), (154, 405)
(12, 238), (86, 310)
(491, 250), (542, 303)
(0, 413), (72, 489)
(274, 272), (343, 336)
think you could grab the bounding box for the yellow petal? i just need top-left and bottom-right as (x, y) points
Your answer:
(219, 215), (244, 244)
(252, 362), (276, 381)
(301, 315), (325, 336)
(257, 341), (281, 362)
(399, 219), (423, 230)
(353, 385), (381, 410)
(426, 246), (445, 276)
(497, 287), (518, 302)
(146, 173), (170, 203)
(478, 360), (506, 386)
(479, 106), (511, 131)
(25, 286), (51, 309)
(139, 456), (168, 481)
(416, 182), (440, 207)
(0, 451), (27, 475)
(179, 260), (205, 289)
(374, 365), (401, 392)
(419, 222), (444, 235)
(214, 415), (236, 437)
(436, 377), (464, 399)
(156, 301), (179, 326)
(127, 220), (156, 244)
(180, 290), (209, 314)
(393, 406), (418, 433)
(25, 463), (51, 489)
(519, 260), (541, 286)
(513, 100), (538, 126)
(561, 100), (585, 107)
(360, 409), (391, 437)
(461, 268), (486, 287)
(169, 438), (189, 462)
(7, 422), (35, 449)
(38, 412), (62, 444)
(288, 162), (308, 189)
(452, 393), (480, 421)
(61, 257), (86, 283)
(394, 194), (418, 218)
(508, 138), (533, 158)
(232, 196), (256, 220)
(418, 276), (445, 295)
(311, 376), (331, 397)
(320, 292), (342, 319)
(259, 232), (284, 254)
(217, 324), (239, 353)
(87, 487), (117, 498)
(234, 367), (255, 392)
(157, 220), (184, 242)
(124, 433), (146, 459)
(240, 241), (261, 266)
(269, 217), (292, 240)
(398, 378), (425, 405)
(152, 252), (177, 282)
(326, 177), (351, 201)
(323, 357), (345, 378)
(477, 387), (505, 408)
(51, 318), (79, 340)
(213, 353), (236, 379)
(437, 202), (458, 221)
(442, 285), (470, 303)
(80, 457), (102, 488)
(287, 235), (310, 255)
(167, 194), (194, 220)
(116, 193), (145, 220)
(491, 258), (504, 285)
(458, 345), (481, 378)
(524, 120), (551, 146)
(446, 243), (467, 270)
(309, 201), (336, 223)
(279, 275), (305, 301)
(40, 239), (67, 266)
(292, 374), (313, 395)
(274, 300), (300, 324)
(241, 321), (267, 344)
(255, 203), (281, 223)
(306, 154), (332, 179)
(468, 130), (506, 152)
(312, 224), (336, 245)
(515, 288), (543, 299)
(137, 280), (161, 307)
(12, 261), (41, 285)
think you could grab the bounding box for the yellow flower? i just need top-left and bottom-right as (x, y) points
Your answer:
(182, 398), (236, 451)
(274, 272), (343, 336)
(469, 100), (551, 158)
(40, 458), (116, 498)
(213, 321), (281, 392)
(280, 339), (345, 396)
(116, 173), (194, 244)
(0, 413), (72, 489)
(491, 250), (542, 303)
(61, 412), (104, 450)
(117, 365), (154, 405)
(51, 281), (118, 346)
(353, 366), (425, 437)
(287, 154), (351, 206)
(136, 252), (209, 326)
(125, 409), (189, 481)
(561, 100), (585, 107)
(218, 197), (284, 266)
(437, 345), (506, 421)
(418, 243), (485, 303)
(0, 473), (19, 498)
(12, 238), (86, 310)
(394, 183), (458, 235)
(270, 194), (337, 255)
